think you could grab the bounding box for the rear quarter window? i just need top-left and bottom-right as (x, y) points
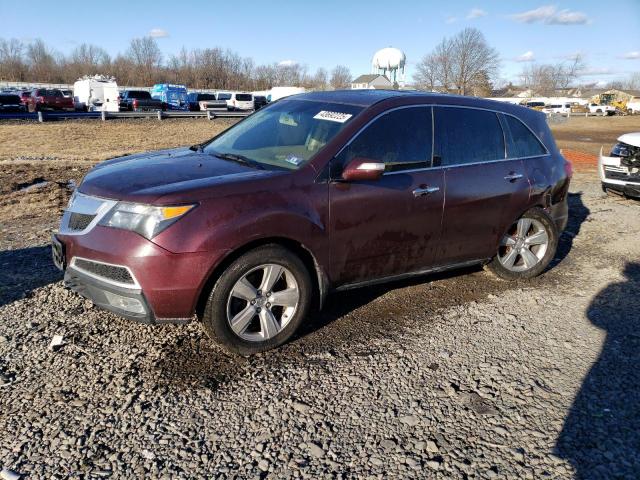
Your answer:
(502, 115), (547, 158)
(433, 107), (505, 166)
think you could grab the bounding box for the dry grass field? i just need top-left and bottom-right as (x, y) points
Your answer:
(0, 118), (235, 163)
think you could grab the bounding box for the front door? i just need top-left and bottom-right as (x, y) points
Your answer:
(328, 106), (444, 286)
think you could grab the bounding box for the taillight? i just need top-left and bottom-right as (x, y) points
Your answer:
(132, 99), (138, 109)
(37, 96), (44, 103)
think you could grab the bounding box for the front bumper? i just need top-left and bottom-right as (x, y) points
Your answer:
(53, 226), (221, 324)
(64, 266), (156, 323)
(602, 181), (640, 199)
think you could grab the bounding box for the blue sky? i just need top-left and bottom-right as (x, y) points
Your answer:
(1, 0), (638, 85)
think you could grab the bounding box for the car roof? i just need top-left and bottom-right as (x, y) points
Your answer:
(293, 89), (541, 119)
(295, 89), (417, 106)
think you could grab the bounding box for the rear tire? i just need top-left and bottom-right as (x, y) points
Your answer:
(486, 208), (558, 280)
(201, 245), (312, 355)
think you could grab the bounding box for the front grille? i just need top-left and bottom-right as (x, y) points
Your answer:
(74, 258), (135, 285)
(68, 212), (96, 231)
(604, 166), (640, 182)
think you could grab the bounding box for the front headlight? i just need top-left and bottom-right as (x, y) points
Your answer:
(99, 202), (196, 239)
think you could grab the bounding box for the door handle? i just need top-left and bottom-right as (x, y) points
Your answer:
(504, 173), (524, 181)
(412, 186), (440, 197)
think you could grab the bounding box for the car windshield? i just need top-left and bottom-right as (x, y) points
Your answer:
(204, 99), (363, 170)
(236, 93), (252, 101)
(217, 93), (231, 100)
(0, 95), (20, 103)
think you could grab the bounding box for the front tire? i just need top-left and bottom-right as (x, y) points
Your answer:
(486, 208), (558, 280)
(202, 245), (312, 355)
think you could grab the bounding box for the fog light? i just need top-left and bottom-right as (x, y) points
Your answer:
(104, 291), (145, 314)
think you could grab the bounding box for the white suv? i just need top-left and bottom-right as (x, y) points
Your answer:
(227, 92), (254, 111)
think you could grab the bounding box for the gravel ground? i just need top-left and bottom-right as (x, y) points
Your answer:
(1, 171), (639, 479)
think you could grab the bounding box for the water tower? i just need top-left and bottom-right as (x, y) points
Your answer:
(372, 47), (406, 83)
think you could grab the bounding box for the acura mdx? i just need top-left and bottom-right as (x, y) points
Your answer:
(52, 90), (571, 354)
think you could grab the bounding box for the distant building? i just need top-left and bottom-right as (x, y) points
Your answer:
(351, 74), (393, 90)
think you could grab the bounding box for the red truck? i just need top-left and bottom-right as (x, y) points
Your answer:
(26, 88), (74, 112)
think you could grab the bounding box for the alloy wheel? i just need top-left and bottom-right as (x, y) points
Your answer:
(498, 218), (549, 272)
(226, 264), (300, 342)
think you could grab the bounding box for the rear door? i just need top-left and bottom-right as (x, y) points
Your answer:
(329, 106), (445, 285)
(433, 106), (531, 265)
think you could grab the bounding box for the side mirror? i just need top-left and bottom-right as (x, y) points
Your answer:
(342, 157), (385, 181)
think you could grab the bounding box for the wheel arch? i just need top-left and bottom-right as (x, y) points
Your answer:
(194, 236), (328, 320)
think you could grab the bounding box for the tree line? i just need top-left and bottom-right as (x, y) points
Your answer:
(0, 37), (353, 90)
(413, 27), (639, 96)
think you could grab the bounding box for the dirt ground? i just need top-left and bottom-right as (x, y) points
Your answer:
(549, 115), (640, 157)
(1, 116), (640, 478)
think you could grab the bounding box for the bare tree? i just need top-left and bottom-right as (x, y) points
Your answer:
(26, 39), (58, 82)
(310, 67), (328, 90)
(126, 37), (162, 85)
(67, 43), (111, 79)
(414, 28), (498, 95)
(0, 38), (26, 81)
(449, 28), (499, 95)
(519, 53), (585, 96)
(330, 65), (351, 89)
(620, 72), (640, 90)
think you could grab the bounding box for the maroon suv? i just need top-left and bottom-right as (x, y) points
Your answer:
(27, 88), (74, 112)
(52, 91), (571, 354)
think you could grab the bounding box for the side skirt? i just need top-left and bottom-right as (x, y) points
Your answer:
(333, 258), (489, 292)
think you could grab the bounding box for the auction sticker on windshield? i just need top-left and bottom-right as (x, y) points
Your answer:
(313, 111), (353, 123)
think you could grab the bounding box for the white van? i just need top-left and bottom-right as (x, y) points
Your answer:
(543, 103), (572, 115)
(227, 92), (254, 111)
(268, 86), (306, 102)
(73, 75), (120, 112)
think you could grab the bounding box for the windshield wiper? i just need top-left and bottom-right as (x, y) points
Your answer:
(213, 152), (265, 170)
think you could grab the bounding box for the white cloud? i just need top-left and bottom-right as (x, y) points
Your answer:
(510, 5), (589, 25)
(149, 28), (169, 38)
(467, 8), (487, 19)
(515, 51), (535, 62)
(621, 51), (640, 60)
(445, 15), (458, 24)
(278, 60), (297, 67)
(548, 9), (589, 25)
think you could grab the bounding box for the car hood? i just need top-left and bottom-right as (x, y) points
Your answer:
(78, 147), (284, 203)
(618, 132), (640, 148)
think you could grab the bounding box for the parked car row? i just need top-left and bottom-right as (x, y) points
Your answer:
(1, 82), (308, 115)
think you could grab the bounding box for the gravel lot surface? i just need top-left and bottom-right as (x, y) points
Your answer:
(1, 118), (640, 478)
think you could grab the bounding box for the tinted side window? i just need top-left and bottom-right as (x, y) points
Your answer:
(339, 107), (432, 172)
(503, 115), (547, 158)
(433, 107), (505, 166)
